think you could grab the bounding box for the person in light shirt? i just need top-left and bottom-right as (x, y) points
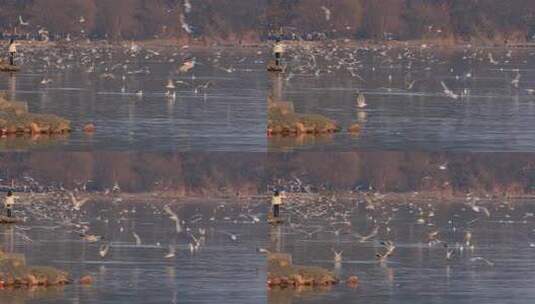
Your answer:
(273, 38), (285, 66)
(8, 38), (20, 65)
(4, 191), (17, 218)
(271, 190), (283, 218)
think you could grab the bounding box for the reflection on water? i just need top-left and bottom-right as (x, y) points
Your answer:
(266, 197), (535, 304)
(0, 134), (70, 151)
(2, 151), (535, 196)
(1, 200), (269, 304)
(3, 190), (535, 303)
(1, 147), (535, 303)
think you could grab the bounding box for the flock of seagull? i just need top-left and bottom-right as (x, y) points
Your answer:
(270, 193), (517, 271)
(11, 41), (249, 102)
(8, 37), (535, 108)
(279, 42), (535, 109)
(4, 176), (270, 262)
(6, 173), (535, 277)
(264, 175), (535, 274)
(4, 24), (535, 292)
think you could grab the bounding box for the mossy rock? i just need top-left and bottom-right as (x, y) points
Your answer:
(29, 266), (70, 285)
(0, 94), (71, 136)
(0, 250), (70, 287)
(0, 64), (20, 73)
(267, 253), (338, 287)
(268, 104), (339, 136)
(0, 215), (22, 224)
(267, 60), (285, 72)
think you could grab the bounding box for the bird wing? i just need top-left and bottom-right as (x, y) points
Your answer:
(470, 257), (494, 266)
(99, 244), (109, 257)
(133, 232), (141, 245)
(359, 227), (378, 241)
(163, 205), (178, 218)
(480, 206), (491, 217)
(440, 81), (449, 92)
(68, 192), (76, 204)
(190, 233), (199, 244)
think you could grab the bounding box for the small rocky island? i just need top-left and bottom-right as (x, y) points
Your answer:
(0, 250), (70, 287)
(267, 253), (338, 287)
(267, 98), (341, 136)
(0, 59), (20, 72)
(0, 93), (71, 136)
(0, 64), (20, 72)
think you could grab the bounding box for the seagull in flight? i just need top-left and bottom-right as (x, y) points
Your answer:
(163, 205), (182, 233)
(19, 15), (29, 26)
(165, 245), (176, 258)
(356, 92), (367, 108)
(320, 6), (331, 21)
(68, 192), (89, 211)
(511, 71), (521, 88)
(469, 257), (494, 267)
(184, 0), (192, 14)
(467, 200), (491, 217)
(333, 249), (343, 263)
(220, 231), (239, 241)
(376, 241), (395, 262)
(444, 243), (457, 260)
(354, 227), (378, 242)
(132, 232), (142, 246)
(179, 59), (195, 73)
(441, 81), (459, 100)
(99, 243), (110, 258)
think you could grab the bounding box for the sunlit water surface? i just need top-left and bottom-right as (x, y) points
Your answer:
(1, 199), (535, 303)
(0, 46), (268, 151)
(2, 46), (535, 151)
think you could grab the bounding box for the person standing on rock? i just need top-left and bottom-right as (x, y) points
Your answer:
(271, 190), (283, 218)
(273, 38), (285, 67)
(4, 191), (17, 218)
(8, 39), (19, 66)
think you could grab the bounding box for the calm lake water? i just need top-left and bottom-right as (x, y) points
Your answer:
(1, 43), (535, 303)
(2, 196), (535, 304)
(0, 200), (269, 304)
(0, 45), (268, 151)
(1, 45), (535, 151)
(274, 46), (535, 152)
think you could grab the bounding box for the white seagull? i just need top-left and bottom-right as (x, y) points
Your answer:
(19, 15), (29, 26)
(165, 245), (176, 258)
(133, 232), (142, 246)
(164, 205), (182, 233)
(320, 6), (331, 21)
(441, 81), (459, 100)
(99, 243), (110, 258)
(68, 192), (89, 211)
(356, 92), (367, 108)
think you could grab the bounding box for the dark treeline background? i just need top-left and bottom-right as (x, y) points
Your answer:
(1, 152), (535, 196)
(0, 0), (535, 42)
